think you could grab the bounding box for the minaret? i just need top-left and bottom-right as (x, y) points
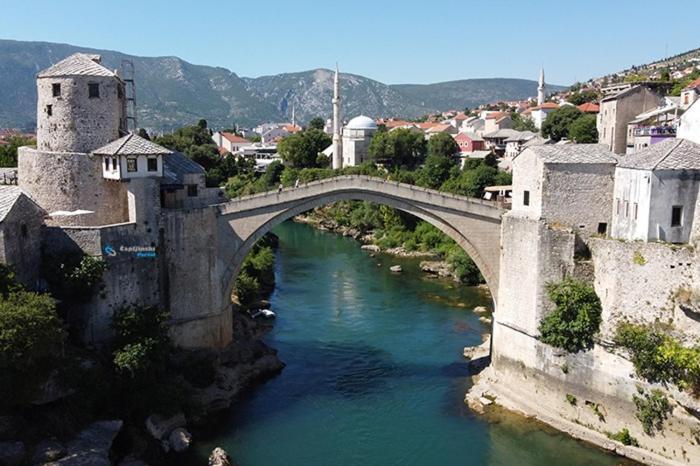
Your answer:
(537, 66), (546, 106)
(291, 103), (296, 128)
(332, 64), (343, 170)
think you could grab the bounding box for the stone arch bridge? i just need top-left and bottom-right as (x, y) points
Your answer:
(163, 176), (504, 348)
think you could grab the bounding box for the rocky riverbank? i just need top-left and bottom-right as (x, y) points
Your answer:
(294, 213), (469, 282)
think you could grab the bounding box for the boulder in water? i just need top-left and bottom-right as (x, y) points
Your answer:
(168, 427), (192, 452)
(390, 265), (402, 272)
(209, 447), (233, 466)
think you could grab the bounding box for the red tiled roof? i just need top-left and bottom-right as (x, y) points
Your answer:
(684, 77), (700, 90)
(283, 124), (302, 133)
(426, 124), (451, 133)
(578, 102), (600, 113)
(534, 102), (559, 110)
(485, 111), (507, 120)
(221, 132), (250, 144)
(384, 119), (413, 128)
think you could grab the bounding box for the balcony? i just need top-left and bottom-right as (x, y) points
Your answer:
(633, 126), (676, 137)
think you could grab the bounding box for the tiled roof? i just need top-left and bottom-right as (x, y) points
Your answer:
(426, 124), (451, 133)
(221, 132), (250, 144)
(162, 151), (205, 186)
(37, 53), (117, 78)
(578, 102), (600, 113)
(0, 186), (22, 222)
(525, 144), (617, 164)
(93, 133), (172, 156)
(453, 132), (483, 142)
(683, 77), (700, 91)
(617, 139), (700, 170)
(532, 102), (559, 110)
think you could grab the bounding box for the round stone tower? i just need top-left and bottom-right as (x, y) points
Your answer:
(18, 53), (130, 226)
(36, 54), (126, 153)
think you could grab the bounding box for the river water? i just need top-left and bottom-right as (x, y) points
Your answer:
(192, 221), (629, 465)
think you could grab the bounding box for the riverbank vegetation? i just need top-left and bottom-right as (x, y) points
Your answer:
(234, 234), (278, 309)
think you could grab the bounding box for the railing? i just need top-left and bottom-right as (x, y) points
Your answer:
(633, 126), (676, 137)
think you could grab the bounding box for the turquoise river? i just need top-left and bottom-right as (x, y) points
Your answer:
(191, 221), (632, 465)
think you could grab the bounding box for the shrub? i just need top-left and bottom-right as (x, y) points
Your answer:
(633, 389), (671, 435)
(608, 428), (639, 446)
(614, 322), (700, 393)
(44, 253), (106, 302)
(633, 250), (646, 266)
(235, 272), (260, 308)
(538, 278), (602, 353)
(566, 393), (577, 406)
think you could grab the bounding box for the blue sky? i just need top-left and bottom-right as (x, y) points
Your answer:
(2, 0), (698, 85)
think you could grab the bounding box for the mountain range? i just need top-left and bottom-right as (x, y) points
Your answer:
(0, 39), (566, 132)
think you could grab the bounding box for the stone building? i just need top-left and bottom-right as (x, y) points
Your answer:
(597, 85), (662, 154)
(0, 186), (45, 287)
(677, 98), (700, 144)
(341, 115), (378, 166)
(611, 138), (700, 243)
(511, 144), (617, 237)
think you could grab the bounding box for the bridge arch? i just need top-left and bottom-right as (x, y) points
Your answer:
(217, 176), (504, 311)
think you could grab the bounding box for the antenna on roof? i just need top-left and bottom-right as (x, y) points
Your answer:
(121, 59), (137, 133)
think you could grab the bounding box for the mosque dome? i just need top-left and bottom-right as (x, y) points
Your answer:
(346, 115), (378, 130)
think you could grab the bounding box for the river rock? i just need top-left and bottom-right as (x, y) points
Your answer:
(208, 447), (233, 466)
(473, 306), (489, 315)
(360, 244), (380, 253)
(0, 441), (25, 466)
(50, 420), (122, 466)
(145, 413), (186, 441)
(389, 265), (402, 272)
(479, 316), (492, 324)
(32, 437), (65, 463)
(168, 428), (192, 453)
(419, 260), (452, 278)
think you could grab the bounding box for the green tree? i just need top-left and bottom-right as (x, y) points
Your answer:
(441, 164), (498, 197)
(0, 135), (35, 167)
(418, 153), (459, 189)
(538, 277), (602, 353)
(511, 112), (537, 132)
(541, 106), (585, 141)
(568, 114), (599, 143)
(137, 128), (151, 140)
(308, 117), (325, 130)
(368, 128), (426, 169)
(278, 129), (331, 168)
(427, 132), (459, 158)
(567, 90), (600, 105)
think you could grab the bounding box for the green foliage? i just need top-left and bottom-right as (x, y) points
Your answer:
(0, 291), (63, 370)
(137, 128), (150, 140)
(418, 153), (459, 189)
(671, 70), (700, 96)
(567, 90), (600, 105)
(441, 164), (499, 198)
(608, 428), (639, 446)
(307, 117), (325, 130)
(235, 273), (260, 308)
(427, 132), (459, 158)
(538, 277), (602, 353)
(633, 250), (647, 266)
(614, 322), (700, 393)
(633, 389), (671, 435)
(368, 128), (426, 169)
(511, 112), (537, 132)
(587, 401), (606, 422)
(541, 106), (585, 141)
(0, 135), (35, 167)
(43, 253), (106, 303)
(445, 246), (483, 285)
(234, 234), (278, 309)
(278, 128), (331, 168)
(566, 393), (577, 406)
(568, 114), (598, 143)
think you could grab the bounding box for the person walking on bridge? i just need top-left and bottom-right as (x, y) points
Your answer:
(294, 178), (300, 189)
(278, 183), (283, 193)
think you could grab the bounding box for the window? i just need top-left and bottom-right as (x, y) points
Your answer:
(52, 83), (61, 97)
(147, 158), (158, 172)
(615, 198), (620, 215)
(523, 190), (530, 206)
(624, 201), (629, 218)
(112, 157), (118, 170)
(633, 203), (638, 220)
(597, 223), (607, 235)
(187, 184), (198, 197)
(46, 104), (52, 117)
(105, 158), (110, 171)
(88, 83), (100, 98)
(671, 205), (683, 227)
(126, 158), (137, 172)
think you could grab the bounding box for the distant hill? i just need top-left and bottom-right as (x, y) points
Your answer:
(590, 47), (700, 86)
(0, 39), (565, 131)
(391, 79), (567, 111)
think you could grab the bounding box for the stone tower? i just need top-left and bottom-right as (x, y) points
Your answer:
(35, 53), (127, 153)
(19, 53), (130, 226)
(537, 67), (546, 106)
(332, 64), (343, 170)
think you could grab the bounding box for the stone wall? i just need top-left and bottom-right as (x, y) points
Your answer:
(18, 147), (129, 227)
(0, 195), (44, 288)
(36, 75), (125, 153)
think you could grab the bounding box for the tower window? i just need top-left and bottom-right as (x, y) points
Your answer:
(187, 184), (198, 197)
(112, 157), (118, 171)
(671, 205), (683, 227)
(147, 158), (158, 172)
(126, 158), (137, 172)
(88, 83), (100, 98)
(46, 104), (52, 116)
(52, 83), (61, 97)
(105, 158), (110, 171)
(523, 190), (530, 206)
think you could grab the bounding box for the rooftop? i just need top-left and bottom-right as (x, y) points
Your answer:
(0, 186), (39, 222)
(524, 144), (617, 164)
(617, 138), (700, 170)
(220, 132), (250, 144)
(37, 53), (117, 79)
(163, 151), (206, 186)
(578, 102), (600, 113)
(93, 133), (173, 156)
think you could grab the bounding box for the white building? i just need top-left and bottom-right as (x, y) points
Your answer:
(342, 115), (377, 166)
(212, 131), (250, 153)
(94, 132), (170, 180)
(611, 139), (700, 244)
(678, 99), (700, 144)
